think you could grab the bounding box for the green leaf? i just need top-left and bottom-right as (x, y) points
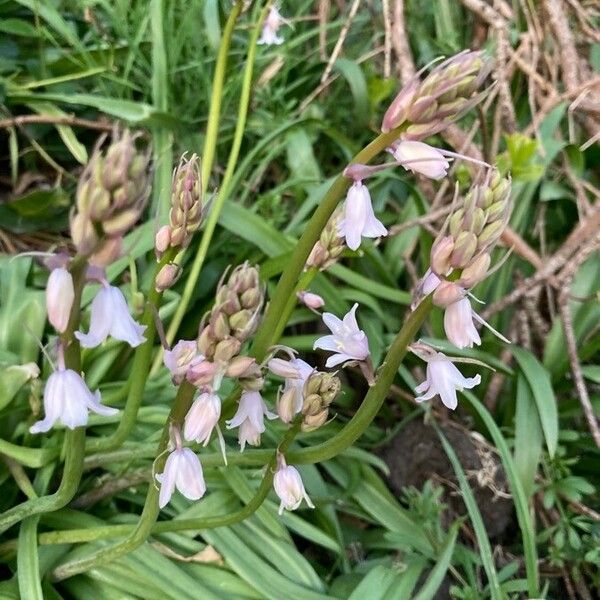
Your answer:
(514, 375), (543, 497)
(17, 517), (44, 600)
(511, 347), (558, 457)
(333, 59), (370, 125)
(203, 0), (222, 50)
(347, 565), (399, 599)
(0, 364), (39, 410)
(437, 428), (504, 600)
(462, 392), (539, 597)
(413, 523), (459, 600)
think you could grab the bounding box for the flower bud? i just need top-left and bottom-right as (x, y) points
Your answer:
(450, 231), (478, 268)
(430, 236), (454, 276)
(277, 388), (297, 423)
(89, 237), (123, 268)
(297, 291), (325, 310)
(268, 358), (301, 379)
(213, 338), (241, 362)
(187, 359), (219, 387)
(300, 371), (340, 431)
(226, 356), (258, 378)
(306, 212), (344, 270)
(432, 281), (465, 308)
(155, 263), (182, 292)
(302, 410), (329, 432)
(46, 267), (74, 333)
(155, 225), (171, 258)
(458, 253), (491, 288)
(477, 220), (504, 251)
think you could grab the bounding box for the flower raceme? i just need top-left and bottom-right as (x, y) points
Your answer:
(46, 267), (75, 333)
(226, 390), (277, 451)
(273, 456), (314, 515)
(75, 284), (146, 348)
(338, 181), (387, 251)
(156, 428), (206, 509)
(414, 350), (481, 410)
(313, 303), (370, 368)
(30, 362), (117, 433)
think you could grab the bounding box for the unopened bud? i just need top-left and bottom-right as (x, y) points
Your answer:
(450, 231), (477, 268)
(306, 212), (344, 271)
(155, 263), (182, 292)
(458, 253), (491, 288)
(213, 338), (241, 362)
(302, 410), (328, 432)
(89, 236), (123, 268)
(155, 225), (171, 258)
(485, 201), (507, 223)
(432, 281), (465, 307)
(187, 359), (218, 387)
(449, 209), (464, 238)
(169, 154), (203, 248)
(268, 358), (301, 379)
(46, 267), (74, 333)
(277, 388), (297, 423)
(430, 236), (454, 276)
(226, 356), (258, 378)
(297, 291), (325, 310)
(477, 220), (504, 250)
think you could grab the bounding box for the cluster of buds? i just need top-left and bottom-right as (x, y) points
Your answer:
(382, 50), (493, 140)
(197, 263), (264, 364)
(155, 154), (203, 292)
(300, 371), (340, 431)
(413, 172), (512, 350)
(306, 211), (345, 270)
(71, 129), (151, 263)
(430, 172), (511, 293)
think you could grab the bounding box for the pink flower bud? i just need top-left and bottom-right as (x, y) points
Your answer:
(268, 358), (301, 379)
(432, 281), (465, 308)
(392, 141), (450, 180)
(458, 253), (491, 288)
(187, 359), (219, 387)
(277, 388), (297, 423)
(155, 263), (182, 292)
(46, 267), (75, 333)
(225, 356), (257, 378)
(430, 236), (455, 276)
(297, 291), (325, 310)
(155, 225), (171, 258)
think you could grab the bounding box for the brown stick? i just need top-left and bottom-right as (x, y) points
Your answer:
(0, 114), (114, 132)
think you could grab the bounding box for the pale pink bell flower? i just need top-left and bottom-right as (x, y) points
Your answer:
(313, 303), (370, 367)
(392, 141), (450, 180)
(30, 350), (117, 433)
(183, 391), (221, 446)
(226, 390), (277, 451)
(415, 351), (481, 410)
(156, 427), (206, 509)
(75, 284), (146, 348)
(257, 6), (288, 45)
(338, 181), (387, 251)
(273, 455), (314, 515)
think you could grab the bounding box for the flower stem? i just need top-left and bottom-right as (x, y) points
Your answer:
(0, 259), (88, 535)
(158, 0), (264, 368)
(86, 249), (176, 453)
(250, 126), (406, 361)
(50, 380), (197, 581)
(33, 299), (431, 548)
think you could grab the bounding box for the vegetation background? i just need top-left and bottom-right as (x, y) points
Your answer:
(0, 0), (599, 598)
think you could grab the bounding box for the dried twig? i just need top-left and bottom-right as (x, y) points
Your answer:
(0, 114), (114, 132)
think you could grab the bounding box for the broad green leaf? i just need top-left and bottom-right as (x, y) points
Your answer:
(17, 517), (43, 600)
(514, 374), (543, 497)
(333, 59), (370, 125)
(511, 347), (558, 457)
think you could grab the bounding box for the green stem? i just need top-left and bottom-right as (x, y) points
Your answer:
(0, 258), (89, 535)
(158, 1), (268, 370)
(44, 422), (301, 552)
(31, 298), (432, 548)
(250, 126), (407, 361)
(51, 381), (197, 581)
(86, 250), (176, 453)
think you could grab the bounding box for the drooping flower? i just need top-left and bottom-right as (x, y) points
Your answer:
(313, 303), (370, 368)
(443, 296), (481, 349)
(415, 351), (481, 410)
(30, 358), (117, 434)
(156, 428), (206, 508)
(164, 340), (201, 384)
(226, 390), (277, 451)
(338, 181), (387, 251)
(75, 284), (146, 348)
(183, 391), (221, 446)
(46, 267), (75, 333)
(258, 6), (288, 46)
(273, 455), (314, 515)
(392, 141), (450, 180)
